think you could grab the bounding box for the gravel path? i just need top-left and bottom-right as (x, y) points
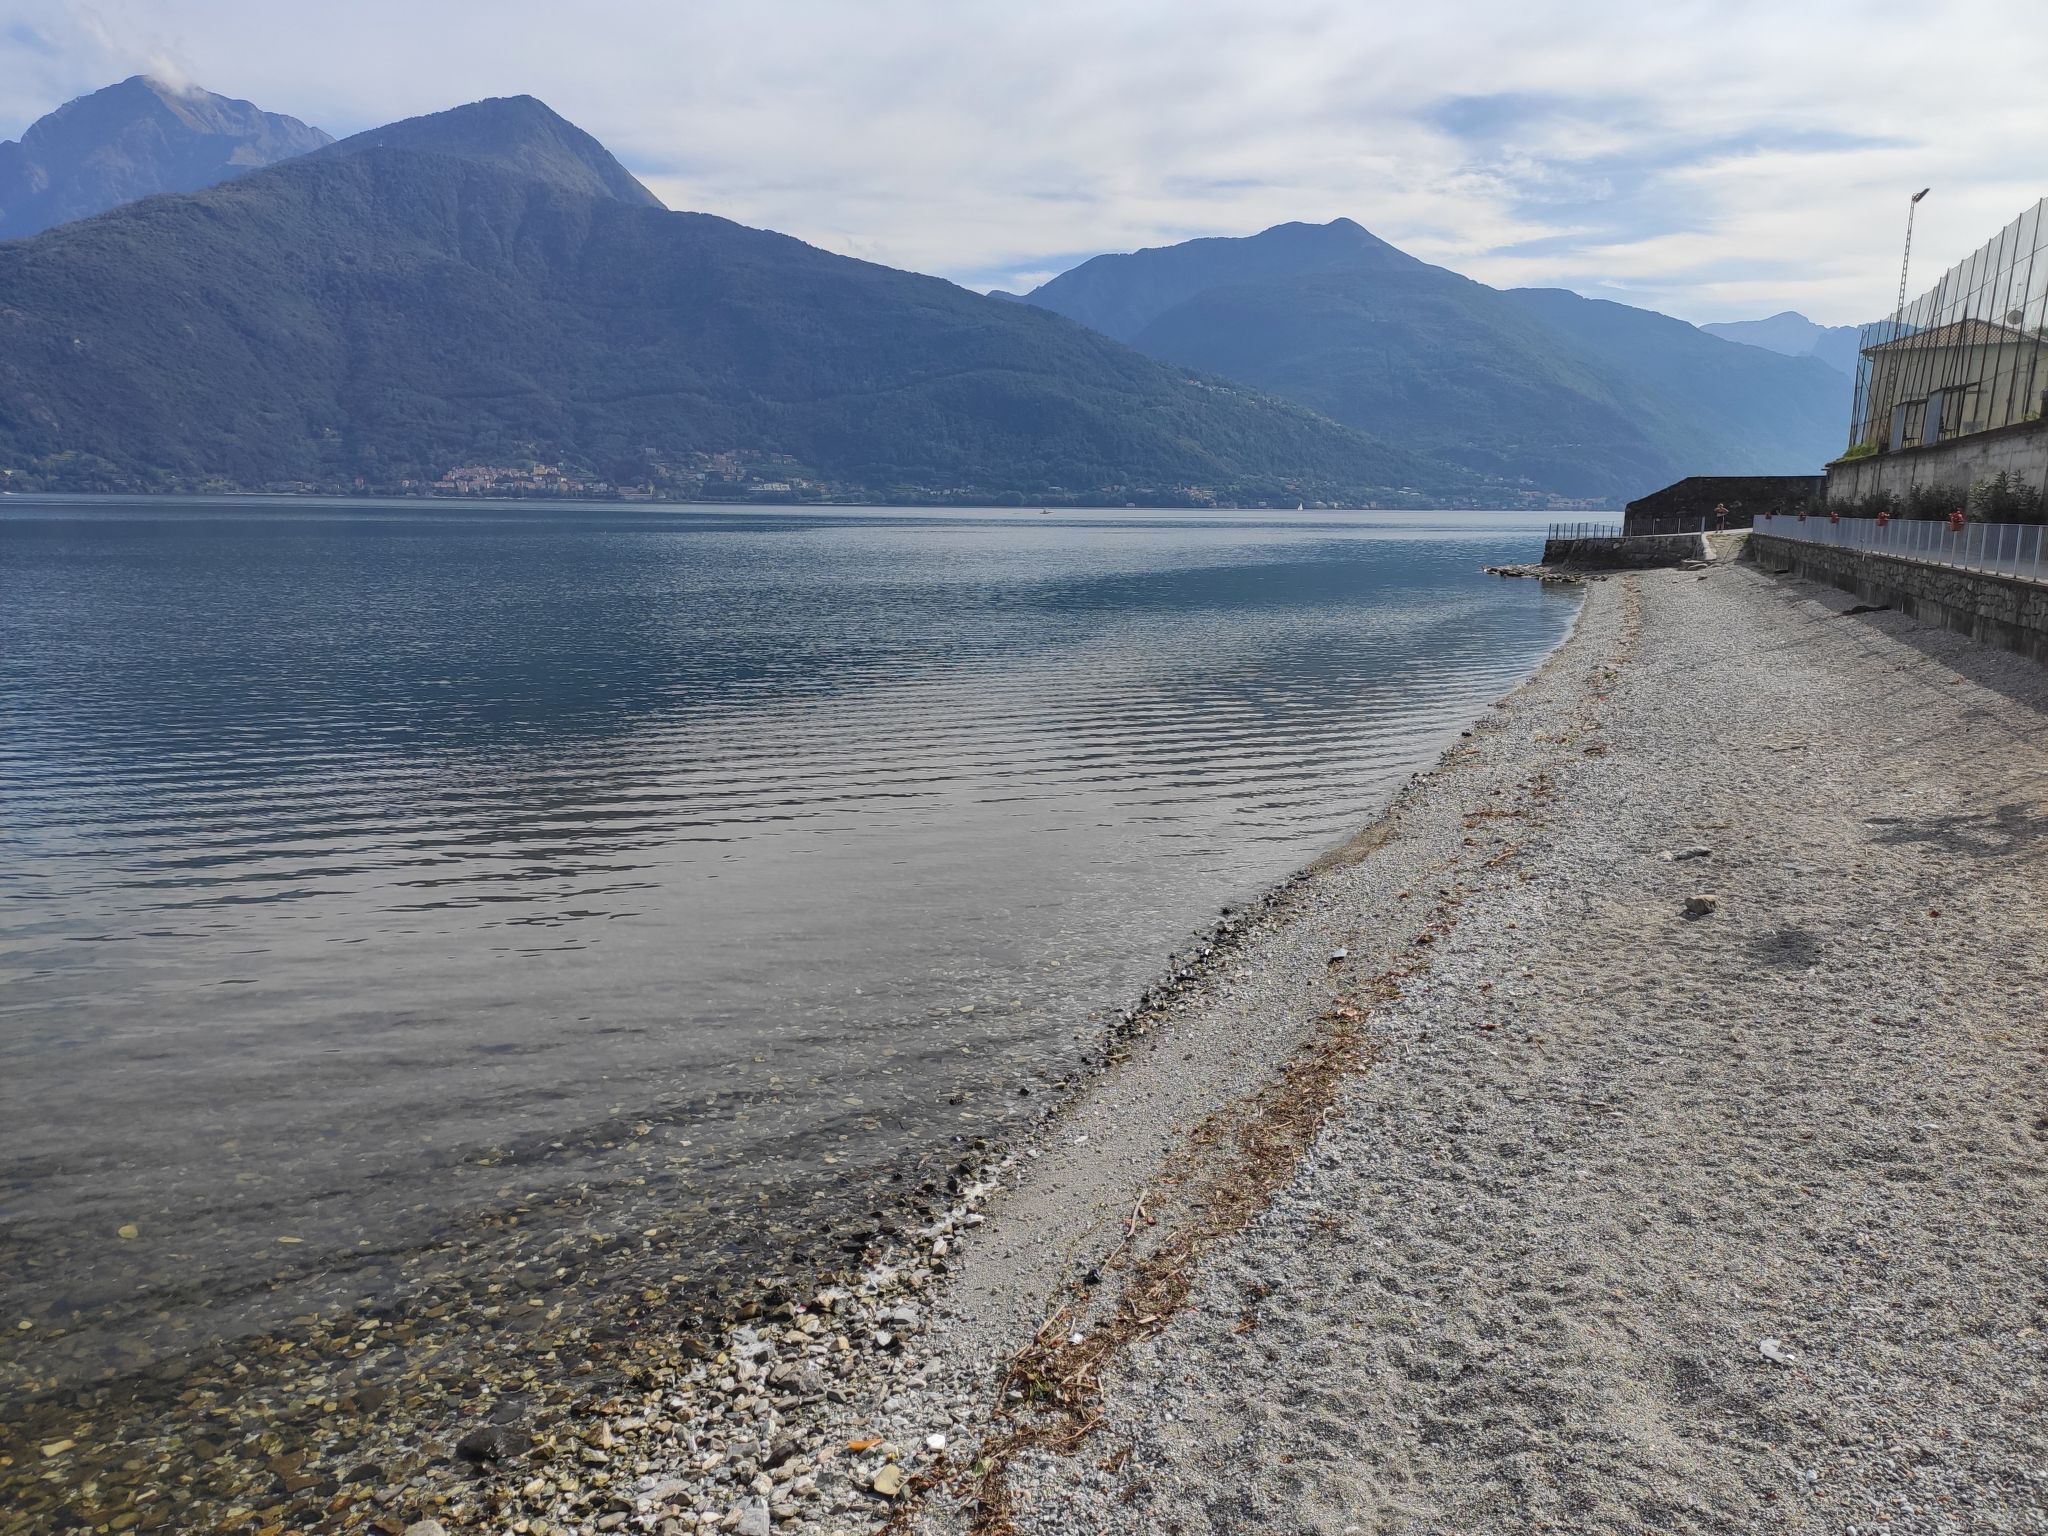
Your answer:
(859, 560), (2048, 1536)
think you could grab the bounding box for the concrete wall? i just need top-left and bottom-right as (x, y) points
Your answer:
(1747, 531), (2048, 664)
(1826, 419), (2048, 506)
(1542, 532), (1706, 568)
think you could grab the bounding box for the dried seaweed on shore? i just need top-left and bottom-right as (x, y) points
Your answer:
(956, 967), (1413, 1535)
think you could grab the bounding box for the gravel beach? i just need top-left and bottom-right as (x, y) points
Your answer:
(757, 556), (2047, 1536)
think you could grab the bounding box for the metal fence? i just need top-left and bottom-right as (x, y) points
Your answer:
(1850, 198), (2048, 455)
(1751, 514), (2048, 584)
(1545, 522), (1622, 540)
(1623, 513), (1754, 536)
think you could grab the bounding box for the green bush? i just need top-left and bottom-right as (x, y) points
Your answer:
(1902, 482), (1964, 520)
(1838, 441), (1878, 460)
(1968, 471), (2047, 524)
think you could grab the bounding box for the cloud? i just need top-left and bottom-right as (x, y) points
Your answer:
(0, 0), (2041, 325)
(0, 2), (202, 121)
(5, 21), (61, 56)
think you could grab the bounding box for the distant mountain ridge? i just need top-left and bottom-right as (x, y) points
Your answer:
(0, 75), (330, 241)
(3, 80), (1850, 506)
(1019, 220), (1852, 501)
(1014, 218), (1416, 341)
(1700, 311), (1863, 377)
(313, 95), (664, 210)
(0, 95), (1482, 506)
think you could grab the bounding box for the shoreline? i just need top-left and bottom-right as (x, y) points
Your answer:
(476, 553), (2048, 1536)
(0, 558), (1582, 1534)
(58, 547), (2048, 1533)
(0, 492), (1603, 516)
(392, 575), (1618, 1536)
(886, 561), (2048, 1534)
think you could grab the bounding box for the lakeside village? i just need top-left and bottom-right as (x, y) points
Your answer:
(0, 449), (1610, 512)
(427, 462), (1609, 510)
(422, 453), (1608, 510)
(429, 452), (825, 502)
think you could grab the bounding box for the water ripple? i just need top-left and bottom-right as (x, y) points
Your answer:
(0, 501), (1574, 1387)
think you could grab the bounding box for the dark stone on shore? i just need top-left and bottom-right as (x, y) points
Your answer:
(487, 1397), (531, 1425)
(454, 1424), (528, 1464)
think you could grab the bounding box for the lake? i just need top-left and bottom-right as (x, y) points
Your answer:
(0, 500), (1574, 1419)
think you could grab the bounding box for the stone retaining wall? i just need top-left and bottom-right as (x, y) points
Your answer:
(1542, 532), (1705, 568)
(1747, 531), (2048, 664)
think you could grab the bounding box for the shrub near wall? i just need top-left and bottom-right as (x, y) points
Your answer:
(1969, 471), (2047, 524)
(1905, 482), (1963, 520)
(1829, 474), (2046, 523)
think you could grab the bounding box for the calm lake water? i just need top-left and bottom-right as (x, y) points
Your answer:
(0, 500), (1575, 1400)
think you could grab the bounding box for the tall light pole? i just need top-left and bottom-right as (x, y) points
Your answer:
(1894, 187), (1931, 332)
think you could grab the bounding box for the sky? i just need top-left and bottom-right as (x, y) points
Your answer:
(2, 0), (2043, 326)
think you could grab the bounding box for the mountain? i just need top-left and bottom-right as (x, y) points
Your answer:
(312, 95), (662, 210)
(0, 99), (1472, 505)
(0, 76), (330, 241)
(1701, 311), (1863, 377)
(1006, 219), (1416, 342)
(1019, 220), (1850, 501)
(1500, 288), (1853, 487)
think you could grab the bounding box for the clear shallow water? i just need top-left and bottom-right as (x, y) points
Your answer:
(0, 500), (1575, 1394)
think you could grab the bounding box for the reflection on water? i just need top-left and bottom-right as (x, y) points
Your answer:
(0, 500), (1575, 1394)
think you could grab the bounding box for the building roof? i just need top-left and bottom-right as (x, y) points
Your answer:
(1863, 316), (2043, 355)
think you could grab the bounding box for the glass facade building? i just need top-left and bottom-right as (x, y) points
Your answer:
(1848, 198), (2048, 457)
